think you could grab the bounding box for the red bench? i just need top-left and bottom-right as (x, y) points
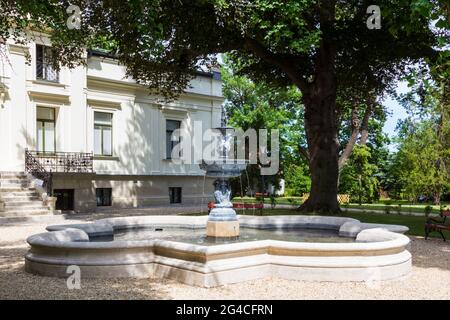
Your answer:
(233, 203), (264, 209)
(425, 210), (450, 241)
(255, 192), (269, 197)
(207, 202), (264, 210)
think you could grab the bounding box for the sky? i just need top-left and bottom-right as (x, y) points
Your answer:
(381, 81), (410, 151)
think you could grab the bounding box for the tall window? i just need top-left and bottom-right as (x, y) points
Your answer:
(36, 44), (59, 82)
(94, 112), (113, 156)
(166, 120), (181, 159)
(36, 107), (55, 154)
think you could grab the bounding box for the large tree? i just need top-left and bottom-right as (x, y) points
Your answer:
(1, 0), (443, 212)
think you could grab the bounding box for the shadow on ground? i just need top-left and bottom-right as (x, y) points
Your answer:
(0, 244), (171, 300)
(409, 236), (450, 271)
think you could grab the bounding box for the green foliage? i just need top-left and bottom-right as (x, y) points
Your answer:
(339, 145), (379, 204)
(385, 204), (391, 215)
(269, 194), (276, 209)
(284, 163), (311, 196)
(394, 64), (450, 204)
(424, 205), (433, 217)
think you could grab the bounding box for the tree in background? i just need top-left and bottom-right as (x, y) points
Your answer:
(393, 59), (450, 204)
(339, 145), (379, 204)
(284, 163), (311, 196)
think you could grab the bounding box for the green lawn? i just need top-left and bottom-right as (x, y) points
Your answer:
(232, 196), (304, 205)
(342, 202), (449, 215)
(232, 196), (450, 215)
(181, 208), (446, 238)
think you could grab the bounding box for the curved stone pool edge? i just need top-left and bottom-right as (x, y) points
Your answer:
(25, 215), (411, 287)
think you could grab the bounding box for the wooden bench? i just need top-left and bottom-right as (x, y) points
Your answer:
(207, 202), (264, 212)
(302, 193), (350, 204)
(255, 192), (269, 197)
(425, 210), (450, 241)
(233, 203), (264, 209)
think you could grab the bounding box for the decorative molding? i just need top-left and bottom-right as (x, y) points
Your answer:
(8, 43), (30, 56)
(27, 90), (70, 104)
(30, 80), (67, 89)
(93, 155), (120, 161)
(87, 76), (138, 93)
(87, 75), (224, 102)
(87, 98), (122, 110)
(158, 104), (189, 114)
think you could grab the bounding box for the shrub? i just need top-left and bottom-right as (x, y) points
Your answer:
(269, 194), (276, 209)
(424, 205), (433, 217)
(385, 205), (391, 215)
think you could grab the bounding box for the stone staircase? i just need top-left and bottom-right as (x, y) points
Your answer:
(0, 172), (50, 217)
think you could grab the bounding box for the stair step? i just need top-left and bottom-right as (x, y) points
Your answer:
(5, 201), (45, 208)
(5, 202), (47, 211)
(0, 187), (36, 192)
(0, 210), (50, 217)
(0, 191), (39, 197)
(0, 174), (28, 180)
(0, 179), (29, 183)
(0, 184), (31, 189)
(0, 196), (41, 201)
(0, 171), (25, 175)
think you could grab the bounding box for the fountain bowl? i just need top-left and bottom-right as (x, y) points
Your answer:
(24, 215), (411, 287)
(199, 159), (248, 178)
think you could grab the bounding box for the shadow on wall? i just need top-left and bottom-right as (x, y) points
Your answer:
(16, 126), (36, 169)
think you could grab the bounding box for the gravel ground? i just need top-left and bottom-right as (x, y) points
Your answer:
(0, 220), (449, 300)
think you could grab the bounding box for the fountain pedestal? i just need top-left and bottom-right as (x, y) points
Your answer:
(207, 220), (240, 238)
(206, 206), (240, 238)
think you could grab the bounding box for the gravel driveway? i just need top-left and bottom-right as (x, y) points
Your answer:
(0, 220), (449, 300)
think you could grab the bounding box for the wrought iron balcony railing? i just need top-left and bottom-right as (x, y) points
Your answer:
(25, 150), (94, 174)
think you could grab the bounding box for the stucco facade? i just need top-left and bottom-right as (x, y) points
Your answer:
(0, 34), (220, 212)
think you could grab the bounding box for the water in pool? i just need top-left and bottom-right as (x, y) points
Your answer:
(110, 227), (354, 245)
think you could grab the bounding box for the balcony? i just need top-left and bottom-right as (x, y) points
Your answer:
(25, 150), (94, 173)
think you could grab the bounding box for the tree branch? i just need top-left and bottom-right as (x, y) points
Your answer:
(338, 97), (374, 169)
(298, 145), (310, 162)
(244, 37), (309, 93)
(359, 100), (374, 145)
(338, 103), (360, 169)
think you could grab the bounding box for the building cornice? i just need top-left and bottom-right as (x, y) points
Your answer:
(8, 43), (30, 56)
(87, 98), (122, 110)
(27, 90), (70, 104)
(87, 75), (224, 103)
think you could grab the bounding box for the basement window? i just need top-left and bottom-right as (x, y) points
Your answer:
(96, 188), (112, 206)
(169, 187), (182, 204)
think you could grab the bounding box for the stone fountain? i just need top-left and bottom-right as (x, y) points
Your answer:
(199, 112), (247, 238)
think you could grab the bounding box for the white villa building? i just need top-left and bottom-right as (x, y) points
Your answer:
(0, 35), (221, 214)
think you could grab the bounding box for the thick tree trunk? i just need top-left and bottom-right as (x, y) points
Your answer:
(433, 191), (441, 206)
(299, 89), (340, 214)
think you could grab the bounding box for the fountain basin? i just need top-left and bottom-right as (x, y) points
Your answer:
(25, 215), (411, 287)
